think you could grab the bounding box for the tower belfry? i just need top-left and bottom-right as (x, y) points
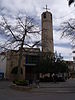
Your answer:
(41, 5), (54, 53)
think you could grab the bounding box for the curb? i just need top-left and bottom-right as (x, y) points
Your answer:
(39, 86), (75, 88)
(10, 84), (32, 91)
(30, 90), (75, 94)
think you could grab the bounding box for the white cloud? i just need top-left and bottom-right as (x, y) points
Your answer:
(54, 45), (73, 61)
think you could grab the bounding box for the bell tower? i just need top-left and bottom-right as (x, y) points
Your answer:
(41, 5), (54, 53)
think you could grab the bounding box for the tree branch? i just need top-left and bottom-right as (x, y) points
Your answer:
(67, 22), (75, 30)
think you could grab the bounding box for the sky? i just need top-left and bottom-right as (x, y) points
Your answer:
(0, 0), (75, 61)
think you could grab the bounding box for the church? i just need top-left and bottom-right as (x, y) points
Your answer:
(5, 6), (54, 80)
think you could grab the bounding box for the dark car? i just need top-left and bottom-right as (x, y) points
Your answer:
(57, 76), (65, 82)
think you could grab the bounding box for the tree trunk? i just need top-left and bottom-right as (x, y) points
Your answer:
(17, 29), (26, 80)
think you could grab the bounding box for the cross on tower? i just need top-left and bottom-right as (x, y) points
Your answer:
(43, 5), (50, 11)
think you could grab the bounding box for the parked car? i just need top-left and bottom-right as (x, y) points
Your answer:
(0, 72), (4, 80)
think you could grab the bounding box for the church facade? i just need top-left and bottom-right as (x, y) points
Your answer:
(5, 8), (54, 80)
(6, 48), (40, 80)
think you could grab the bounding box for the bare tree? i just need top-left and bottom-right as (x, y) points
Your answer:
(0, 13), (41, 79)
(60, 19), (75, 45)
(60, 0), (75, 47)
(68, 0), (75, 6)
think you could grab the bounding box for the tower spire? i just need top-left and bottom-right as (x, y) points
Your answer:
(43, 5), (50, 11)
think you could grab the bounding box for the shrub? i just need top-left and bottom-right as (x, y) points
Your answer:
(13, 80), (29, 86)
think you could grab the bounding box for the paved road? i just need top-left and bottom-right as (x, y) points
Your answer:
(0, 79), (75, 100)
(31, 78), (75, 93)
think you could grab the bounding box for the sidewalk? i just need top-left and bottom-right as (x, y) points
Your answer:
(39, 78), (75, 88)
(30, 78), (75, 93)
(1, 79), (75, 94)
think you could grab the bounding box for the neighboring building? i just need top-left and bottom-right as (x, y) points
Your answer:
(6, 48), (40, 80)
(41, 10), (54, 53)
(66, 61), (75, 78)
(0, 52), (6, 79)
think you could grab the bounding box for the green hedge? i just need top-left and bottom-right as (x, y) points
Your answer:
(13, 80), (29, 86)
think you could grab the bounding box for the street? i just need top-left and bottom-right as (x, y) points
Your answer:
(0, 79), (75, 100)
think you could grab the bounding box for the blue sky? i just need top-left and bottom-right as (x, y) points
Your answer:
(0, 0), (75, 61)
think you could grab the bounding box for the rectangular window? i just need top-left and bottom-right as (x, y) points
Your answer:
(26, 55), (39, 64)
(43, 13), (46, 18)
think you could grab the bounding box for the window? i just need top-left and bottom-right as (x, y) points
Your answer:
(26, 55), (39, 64)
(43, 13), (46, 18)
